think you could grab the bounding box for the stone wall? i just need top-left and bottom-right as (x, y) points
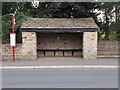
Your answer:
(2, 40), (119, 60)
(2, 32), (37, 61)
(2, 43), (37, 61)
(0, 35), (2, 61)
(2, 44), (23, 60)
(83, 32), (98, 59)
(0, 46), (1, 60)
(98, 41), (120, 57)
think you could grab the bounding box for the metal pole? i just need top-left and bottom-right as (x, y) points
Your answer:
(12, 15), (15, 62)
(12, 15), (14, 33)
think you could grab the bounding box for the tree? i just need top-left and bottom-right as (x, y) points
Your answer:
(34, 2), (96, 18)
(2, 2), (33, 15)
(113, 2), (120, 21)
(2, 12), (31, 44)
(2, 14), (12, 44)
(95, 2), (120, 40)
(2, 2), (33, 44)
(109, 20), (120, 40)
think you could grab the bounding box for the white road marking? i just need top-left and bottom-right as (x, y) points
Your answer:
(0, 65), (118, 69)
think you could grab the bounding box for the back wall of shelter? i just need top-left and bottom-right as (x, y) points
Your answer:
(37, 33), (83, 50)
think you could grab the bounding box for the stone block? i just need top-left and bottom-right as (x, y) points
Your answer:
(55, 51), (63, 57)
(45, 51), (54, 57)
(64, 51), (72, 57)
(37, 51), (44, 57)
(15, 55), (23, 60)
(73, 51), (82, 57)
(22, 55), (37, 60)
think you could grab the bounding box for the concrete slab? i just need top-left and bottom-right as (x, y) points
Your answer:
(2, 57), (118, 67)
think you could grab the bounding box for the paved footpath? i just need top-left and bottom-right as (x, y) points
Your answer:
(1, 57), (118, 69)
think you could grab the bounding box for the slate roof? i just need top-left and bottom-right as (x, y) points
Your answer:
(20, 18), (99, 32)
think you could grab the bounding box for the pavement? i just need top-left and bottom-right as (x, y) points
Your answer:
(1, 57), (118, 69)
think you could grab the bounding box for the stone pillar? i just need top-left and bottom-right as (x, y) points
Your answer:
(83, 32), (97, 60)
(22, 32), (37, 60)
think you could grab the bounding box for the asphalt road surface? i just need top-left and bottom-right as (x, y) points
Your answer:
(2, 68), (118, 88)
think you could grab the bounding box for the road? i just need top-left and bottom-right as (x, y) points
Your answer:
(2, 68), (118, 88)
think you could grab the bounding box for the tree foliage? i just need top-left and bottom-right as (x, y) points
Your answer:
(109, 21), (120, 40)
(35, 2), (96, 18)
(2, 12), (31, 44)
(95, 2), (120, 40)
(2, 2), (120, 44)
(2, 14), (12, 44)
(2, 2), (33, 15)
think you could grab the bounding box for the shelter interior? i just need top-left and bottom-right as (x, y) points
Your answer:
(37, 33), (83, 57)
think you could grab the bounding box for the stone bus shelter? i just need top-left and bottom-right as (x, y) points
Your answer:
(20, 18), (98, 60)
